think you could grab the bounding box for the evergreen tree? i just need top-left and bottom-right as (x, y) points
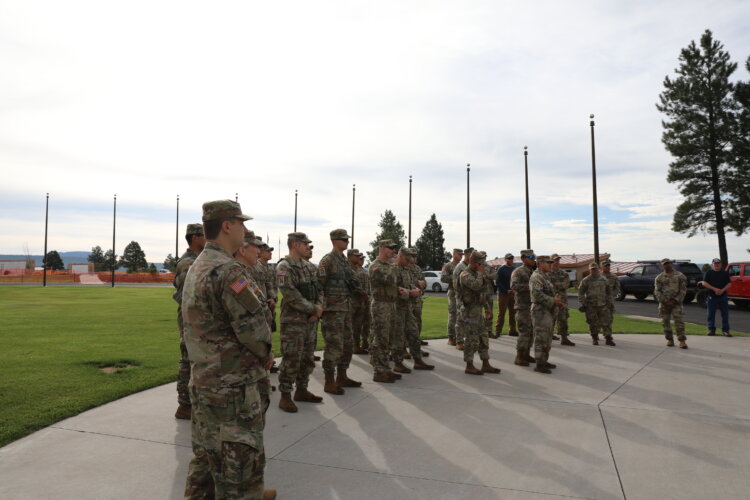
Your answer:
(414, 214), (449, 270)
(87, 246), (106, 272)
(102, 249), (118, 272)
(43, 250), (65, 271)
(368, 209), (406, 261)
(656, 29), (748, 264)
(119, 241), (148, 273)
(163, 253), (178, 272)
(147, 263), (158, 274)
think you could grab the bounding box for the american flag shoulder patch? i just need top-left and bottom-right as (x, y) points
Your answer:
(230, 276), (250, 294)
(277, 269), (287, 276)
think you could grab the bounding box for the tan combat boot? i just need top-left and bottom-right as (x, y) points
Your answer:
(263, 489), (277, 500)
(373, 372), (395, 383)
(605, 337), (616, 346)
(336, 368), (362, 387)
(413, 357), (435, 370)
(534, 362), (551, 374)
(456, 342), (465, 351)
(481, 360), (501, 374)
(679, 340), (688, 349)
(278, 392), (298, 413)
(561, 335), (576, 346)
(591, 334), (600, 346)
(393, 362), (412, 374)
(174, 404), (191, 420)
(447, 337), (456, 346)
(403, 349), (412, 360)
(293, 387), (323, 403)
(465, 362), (484, 375)
(324, 371), (344, 395)
(666, 339), (675, 347)
(514, 349), (529, 366)
(523, 348), (536, 364)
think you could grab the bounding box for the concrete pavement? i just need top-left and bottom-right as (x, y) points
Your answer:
(1, 334), (749, 499)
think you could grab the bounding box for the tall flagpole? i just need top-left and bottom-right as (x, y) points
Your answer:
(43, 193), (49, 287)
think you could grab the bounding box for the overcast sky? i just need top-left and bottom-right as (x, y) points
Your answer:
(1, 0), (749, 265)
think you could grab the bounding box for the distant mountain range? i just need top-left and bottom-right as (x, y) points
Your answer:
(0, 252), (165, 271)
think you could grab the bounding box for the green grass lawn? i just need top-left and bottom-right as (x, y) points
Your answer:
(0, 287), (736, 447)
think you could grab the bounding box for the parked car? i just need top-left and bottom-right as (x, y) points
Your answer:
(696, 261), (750, 309)
(424, 270), (448, 292)
(616, 260), (703, 303)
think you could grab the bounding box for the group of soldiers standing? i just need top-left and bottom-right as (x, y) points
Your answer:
(171, 199), (694, 500)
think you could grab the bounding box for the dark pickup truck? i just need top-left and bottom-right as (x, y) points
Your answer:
(616, 260), (703, 303)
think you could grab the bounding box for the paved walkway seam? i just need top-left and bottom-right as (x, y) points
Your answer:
(597, 347), (666, 406)
(597, 407), (627, 500)
(49, 426), (191, 448)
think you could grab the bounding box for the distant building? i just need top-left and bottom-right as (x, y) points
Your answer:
(486, 253), (612, 282)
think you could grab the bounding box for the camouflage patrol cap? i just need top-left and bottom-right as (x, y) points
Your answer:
(378, 239), (398, 249)
(398, 247), (411, 256)
(202, 199), (252, 222)
(453, 248), (464, 254)
(464, 247), (474, 254)
(537, 255), (553, 263)
(470, 250), (487, 264)
(185, 223), (204, 236)
(520, 249), (535, 259)
(288, 232), (312, 244)
(504, 252), (514, 259)
(408, 247), (418, 257)
(330, 228), (351, 240)
(243, 230), (263, 247)
(551, 253), (561, 261)
(589, 262), (599, 269)
(602, 259), (612, 266)
(660, 258), (672, 264)
(347, 249), (363, 257)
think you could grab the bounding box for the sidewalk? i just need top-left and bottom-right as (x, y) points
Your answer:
(1, 334), (749, 499)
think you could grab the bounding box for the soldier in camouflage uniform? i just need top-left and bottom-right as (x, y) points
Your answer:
(530, 256), (563, 374)
(369, 240), (401, 383)
(602, 259), (620, 336)
(173, 223), (205, 420)
(452, 247), (474, 350)
(441, 249), (463, 345)
(259, 240), (278, 332)
(654, 258), (688, 349)
(393, 248), (434, 372)
(549, 253), (575, 346)
(458, 251), (501, 375)
(246, 238), (275, 332)
(408, 248), (429, 350)
(578, 263), (615, 346)
(303, 244), (322, 362)
(276, 232), (324, 413)
(182, 200), (275, 500)
(512, 250), (538, 366)
(318, 229), (361, 395)
(482, 263), (496, 337)
(348, 249), (371, 354)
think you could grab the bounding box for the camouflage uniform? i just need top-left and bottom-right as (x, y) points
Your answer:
(548, 268), (570, 335)
(318, 250), (355, 374)
(173, 248), (199, 408)
(183, 239), (271, 500)
(248, 262), (273, 330)
(452, 259), (470, 345)
(351, 264), (371, 349)
(482, 265), (496, 334)
(369, 256), (398, 376)
(409, 260), (426, 336)
(603, 270), (620, 332)
(394, 261), (419, 361)
(458, 264), (491, 363)
(654, 269), (687, 342)
(511, 264), (535, 350)
(441, 259), (460, 342)
(530, 267), (556, 364)
(578, 273), (613, 341)
(276, 256), (321, 394)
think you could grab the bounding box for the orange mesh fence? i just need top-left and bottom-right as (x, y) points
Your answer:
(0, 270), (174, 284)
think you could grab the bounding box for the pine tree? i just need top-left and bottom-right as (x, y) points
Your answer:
(102, 249), (118, 272)
(43, 250), (65, 271)
(368, 210), (406, 261)
(119, 241), (148, 273)
(414, 214), (449, 270)
(87, 246), (106, 272)
(163, 254), (178, 272)
(656, 29), (749, 264)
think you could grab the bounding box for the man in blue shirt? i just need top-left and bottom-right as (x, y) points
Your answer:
(699, 258), (732, 337)
(495, 253), (518, 336)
